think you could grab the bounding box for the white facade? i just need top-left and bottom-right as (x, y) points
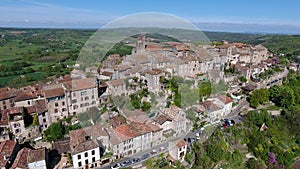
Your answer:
(67, 87), (97, 115)
(28, 160), (47, 169)
(72, 147), (100, 169)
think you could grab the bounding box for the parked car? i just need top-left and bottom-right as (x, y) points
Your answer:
(111, 163), (121, 169)
(187, 137), (191, 143)
(132, 158), (141, 163)
(230, 120), (235, 125)
(150, 149), (157, 155)
(159, 147), (165, 151)
(121, 160), (132, 167)
(141, 153), (150, 160)
(196, 133), (200, 140)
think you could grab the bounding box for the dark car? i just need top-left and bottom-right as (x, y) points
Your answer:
(187, 137), (191, 143)
(230, 120), (235, 125)
(141, 153), (150, 160)
(132, 158), (141, 163)
(224, 120), (230, 127)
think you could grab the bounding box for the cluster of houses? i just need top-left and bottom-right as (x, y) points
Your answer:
(0, 34), (290, 169)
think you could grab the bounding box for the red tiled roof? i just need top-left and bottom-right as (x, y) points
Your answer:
(114, 124), (136, 139)
(154, 114), (172, 125)
(0, 87), (18, 101)
(202, 101), (222, 112)
(101, 71), (114, 76)
(0, 140), (16, 167)
(8, 107), (23, 115)
(145, 121), (162, 132)
(63, 78), (96, 91)
(43, 86), (65, 99)
(11, 148), (30, 169)
(109, 79), (125, 87)
(13, 92), (36, 102)
(177, 139), (186, 148)
(217, 95), (232, 105)
(69, 124), (108, 154)
(25, 106), (36, 114)
(34, 99), (47, 114)
(27, 148), (46, 163)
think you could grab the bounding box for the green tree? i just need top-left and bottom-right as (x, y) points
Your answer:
(198, 81), (212, 101)
(32, 114), (38, 126)
(240, 76), (247, 83)
(249, 89), (269, 108)
(245, 158), (265, 169)
(43, 122), (64, 141)
(141, 102), (151, 112)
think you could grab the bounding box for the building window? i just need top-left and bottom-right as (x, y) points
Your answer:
(85, 159), (88, 165)
(85, 152), (88, 157)
(78, 154), (81, 160)
(54, 109), (58, 113)
(78, 162), (82, 167)
(55, 103), (58, 107)
(92, 157), (95, 162)
(92, 95), (95, 99)
(62, 108), (66, 112)
(43, 119), (46, 123)
(73, 105), (78, 110)
(71, 99), (77, 104)
(73, 93), (76, 97)
(81, 91), (87, 96)
(85, 96), (89, 101)
(92, 150), (95, 155)
(28, 101), (30, 105)
(62, 101), (65, 106)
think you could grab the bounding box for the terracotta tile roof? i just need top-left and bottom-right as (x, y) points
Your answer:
(69, 124), (108, 154)
(154, 114), (172, 125)
(128, 121), (152, 135)
(8, 107), (23, 115)
(0, 87), (18, 101)
(145, 121), (162, 132)
(11, 148), (30, 169)
(25, 106), (36, 114)
(177, 139), (186, 148)
(114, 124), (136, 140)
(174, 44), (190, 51)
(52, 139), (70, 154)
(71, 139), (98, 154)
(202, 101), (222, 112)
(63, 78), (96, 91)
(217, 95), (232, 105)
(109, 79), (125, 87)
(101, 71), (114, 76)
(110, 115), (127, 128)
(123, 110), (149, 123)
(13, 92), (36, 102)
(43, 85), (65, 99)
(27, 148), (46, 163)
(0, 140), (16, 167)
(34, 99), (47, 114)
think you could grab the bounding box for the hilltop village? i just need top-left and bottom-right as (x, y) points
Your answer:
(0, 34), (297, 169)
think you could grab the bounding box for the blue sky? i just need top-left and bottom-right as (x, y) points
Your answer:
(1, 0), (300, 33)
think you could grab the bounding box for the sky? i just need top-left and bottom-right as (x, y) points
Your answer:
(1, 0), (300, 34)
